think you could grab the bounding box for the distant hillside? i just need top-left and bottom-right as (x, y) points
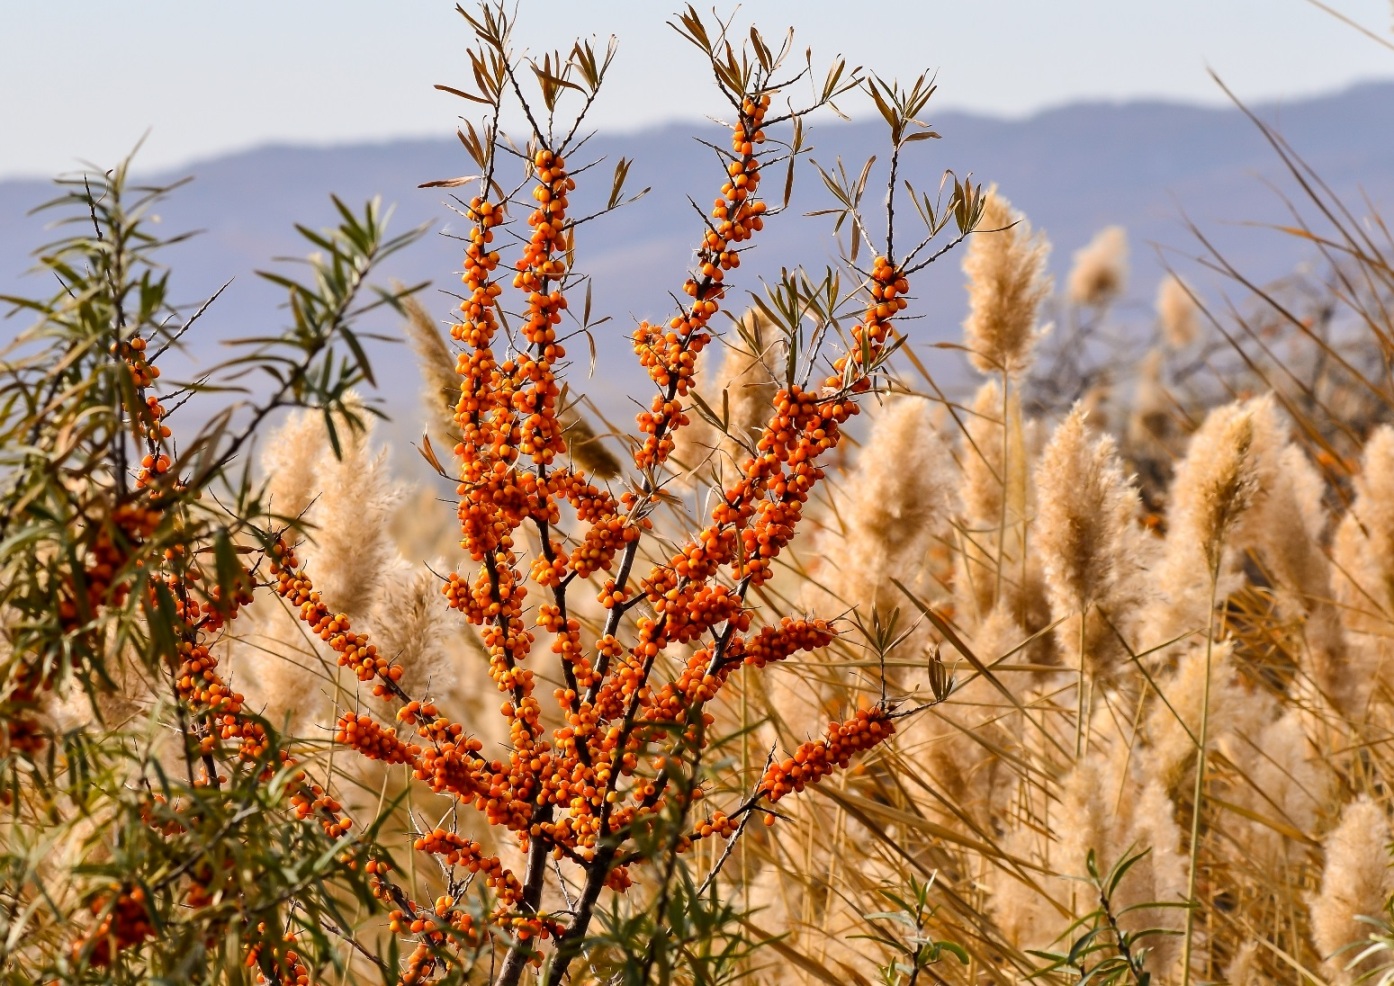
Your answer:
(4, 81), (1392, 441)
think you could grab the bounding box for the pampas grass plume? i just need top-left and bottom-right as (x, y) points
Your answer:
(307, 396), (402, 619)
(560, 405), (622, 480)
(960, 379), (1006, 532)
(367, 562), (455, 699)
(240, 396), (403, 733)
(1334, 425), (1394, 624)
(716, 308), (782, 455)
(261, 408), (326, 522)
(1173, 399), (1263, 574)
(1240, 710), (1325, 869)
(962, 186), (1052, 377)
(401, 292), (462, 448)
(1115, 781), (1188, 978)
(1036, 404), (1137, 609)
(1056, 755), (1117, 880)
(1066, 225), (1128, 309)
(821, 393), (955, 621)
(1225, 942), (1270, 986)
(1310, 796), (1394, 983)
(987, 823), (1056, 951)
(670, 309), (780, 479)
(1143, 640), (1261, 790)
(1156, 273), (1201, 349)
(844, 394), (955, 547)
(1332, 425), (1394, 703)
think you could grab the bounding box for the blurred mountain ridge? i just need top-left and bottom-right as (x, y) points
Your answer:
(3, 80), (1391, 443)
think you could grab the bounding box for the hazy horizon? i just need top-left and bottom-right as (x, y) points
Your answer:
(2, 0), (1392, 181)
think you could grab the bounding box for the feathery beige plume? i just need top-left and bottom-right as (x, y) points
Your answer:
(850, 394), (957, 531)
(1056, 754), (1121, 882)
(715, 308), (782, 461)
(1114, 781), (1188, 979)
(670, 309), (782, 482)
(987, 822), (1057, 951)
(1239, 425), (1351, 708)
(1141, 399), (1267, 655)
(956, 380), (1022, 623)
(365, 562), (455, 700)
(1190, 402), (1353, 710)
(669, 339), (718, 476)
(1234, 710), (1326, 870)
(1036, 405), (1139, 609)
(962, 186), (1052, 377)
(1142, 640), (1259, 791)
(1066, 225), (1128, 309)
(560, 405), (622, 480)
(240, 396), (403, 735)
(1225, 942), (1270, 986)
(1333, 426), (1394, 701)
(1309, 797), (1394, 984)
(1282, 443), (1330, 543)
(953, 381), (1057, 666)
(828, 393), (956, 622)
(1156, 273), (1200, 350)
(392, 484), (460, 564)
(916, 607), (1024, 828)
(793, 393), (956, 740)
(261, 407), (327, 523)
(1183, 401), (1264, 573)
(400, 292), (463, 450)
(1036, 405), (1146, 684)
(959, 379), (1007, 543)
(306, 395), (403, 620)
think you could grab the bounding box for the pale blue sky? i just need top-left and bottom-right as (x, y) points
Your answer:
(1, 0), (1391, 180)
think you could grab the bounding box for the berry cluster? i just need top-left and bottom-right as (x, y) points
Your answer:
(3, 503), (164, 762)
(373, 859), (481, 985)
(246, 926), (311, 986)
(832, 255), (909, 385)
(760, 708), (897, 802)
(174, 636), (270, 763)
(111, 334), (160, 389)
(414, 829), (524, 906)
(741, 618), (837, 669)
(693, 810), (740, 841)
(52, 311), (406, 977)
(111, 336), (180, 493)
(271, 540), (405, 697)
(336, 711), (421, 766)
(75, 885), (155, 967)
(632, 93), (772, 471)
(452, 194), (507, 476)
(56, 503), (160, 630)
(271, 546), (535, 840)
(510, 148), (572, 467)
(290, 780), (352, 840)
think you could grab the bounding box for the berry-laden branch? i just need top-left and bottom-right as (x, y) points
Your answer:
(262, 5), (977, 984)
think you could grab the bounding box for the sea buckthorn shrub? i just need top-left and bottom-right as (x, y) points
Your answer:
(272, 6), (984, 985)
(0, 4), (986, 984)
(0, 160), (426, 981)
